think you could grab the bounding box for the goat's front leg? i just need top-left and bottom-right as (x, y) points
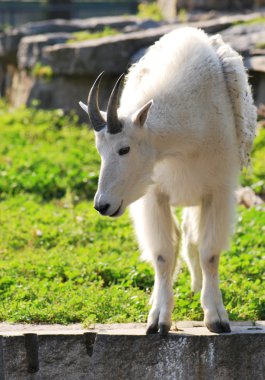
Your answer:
(199, 194), (234, 333)
(130, 188), (179, 336)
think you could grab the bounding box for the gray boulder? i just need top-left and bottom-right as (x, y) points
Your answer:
(40, 17), (237, 76)
(18, 33), (72, 70)
(0, 16), (139, 65)
(221, 23), (265, 56)
(0, 30), (23, 64)
(123, 19), (162, 33)
(3, 13), (265, 110)
(245, 55), (265, 105)
(245, 55), (265, 73)
(219, 22), (265, 106)
(41, 25), (177, 75)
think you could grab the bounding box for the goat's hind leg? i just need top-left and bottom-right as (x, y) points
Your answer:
(182, 207), (202, 293)
(130, 189), (180, 336)
(199, 194), (234, 333)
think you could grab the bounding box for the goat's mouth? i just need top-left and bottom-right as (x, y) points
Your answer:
(110, 201), (123, 218)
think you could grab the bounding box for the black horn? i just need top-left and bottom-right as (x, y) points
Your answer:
(87, 72), (106, 132)
(107, 73), (125, 134)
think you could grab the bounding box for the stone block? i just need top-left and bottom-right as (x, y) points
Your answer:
(18, 33), (72, 70)
(0, 16), (139, 65)
(0, 323), (264, 380)
(41, 26), (177, 76)
(221, 23), (265, 56)
(8, 69), (120, 120)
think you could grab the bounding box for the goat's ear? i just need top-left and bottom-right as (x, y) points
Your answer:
(79, 101), (88, 114)
(79, 101), (106, 126)
(132, 100), (153, 128)
(100, 110), (107, 120)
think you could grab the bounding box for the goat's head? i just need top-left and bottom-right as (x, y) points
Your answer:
(80, 72), (155, 217)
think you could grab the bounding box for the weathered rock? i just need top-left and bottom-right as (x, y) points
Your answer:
(222, 22), (265, 37)
(217, 23), (265, 106)
(18, 33), (72, 70)
(0, 322), (264, 380)
(158, 0), (178, 21)
(68, 15), (139, 33)
(258, 103), (265, 118)
(221, 23), (265, 56)
(41, 26), (177, 75)
(2, 13), (265, 110)
(130, 47), (149, 65)
(245, 55), (265, 73)
(0, 30), (23, 64)
(177, 0), (265, 10)
(244, 55), (265, 105)
(40, 17), (237, 76)
(8, 69), (118, 120)
(123, 19), (162, 33)
(0, 62), (5, 96)
(0, 16), (139, 65)
(185, 18), (232, 34)
(188, 11), (265, 24)
(236, 186), (264, 208)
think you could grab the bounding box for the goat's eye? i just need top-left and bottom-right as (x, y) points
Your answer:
(118, 146), (130, 156)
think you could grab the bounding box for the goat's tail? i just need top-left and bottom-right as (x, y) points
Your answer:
(210, 34), (257, 169)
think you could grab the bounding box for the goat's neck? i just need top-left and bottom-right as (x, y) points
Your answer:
(149, 129), (184, 162)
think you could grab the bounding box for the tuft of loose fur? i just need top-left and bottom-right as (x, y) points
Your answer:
(210, 34), (257, 168)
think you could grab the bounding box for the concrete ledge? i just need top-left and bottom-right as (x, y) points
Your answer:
(0, 322), (264, 380)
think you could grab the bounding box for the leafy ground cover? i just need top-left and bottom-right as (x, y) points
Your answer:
(67, 27), (119, 44)
(233, 16), (265, 26)
(0, 102), (264, 324)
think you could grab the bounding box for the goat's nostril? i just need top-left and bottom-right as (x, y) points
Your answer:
(95, 203), (110, 214)
(100, 203), (110, 213)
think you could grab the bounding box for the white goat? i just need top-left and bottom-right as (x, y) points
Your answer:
(79, 27), (256, 335)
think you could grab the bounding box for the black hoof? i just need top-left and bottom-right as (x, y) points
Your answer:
(159, 323), (170, 336)
(220, 321), (231, 333)
(146, 323), (159, 335)
(206, 320), (231, 334)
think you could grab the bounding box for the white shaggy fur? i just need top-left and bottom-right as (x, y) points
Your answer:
(81, 27), (256, 334)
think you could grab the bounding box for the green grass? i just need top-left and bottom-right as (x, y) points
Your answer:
(233, 16), (265, 26)
(67, 27), (119, 44)
(0, 195), (150, 324)
(137, 2), (164, 22)
(0, 103), (99, 201)
(0, 103), (264, 324)
(32, 63), (54, 80)
(256, 42), (265, 49)
(240, 127), (265, 195)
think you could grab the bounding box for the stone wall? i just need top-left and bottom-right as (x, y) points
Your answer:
(0, 13), (265, 119)
(0, 322), (264, 379)
(159, 0), (265, 19)
(178, 0), (265, 10)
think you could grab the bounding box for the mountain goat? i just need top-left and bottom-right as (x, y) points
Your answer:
(79, 27), (256, 335)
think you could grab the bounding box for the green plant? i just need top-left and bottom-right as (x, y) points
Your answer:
(0, 103), (99, 201)
(0, 102), (264, 324)
(256, 41), (265, 49)
(67, 27), (119, 43)
(233, 16), (265, 26)
(2, 23), (11, 32)
(137, 2), (163, 22)
(240, 127), (265, 195)
(32, 63), (54, 80)
(178, 8), (187, 23)
(0, 196), (264, 323)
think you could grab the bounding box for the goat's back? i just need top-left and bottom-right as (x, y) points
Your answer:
(121, 27), (219, 113)
(120, 27), (256, 168)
